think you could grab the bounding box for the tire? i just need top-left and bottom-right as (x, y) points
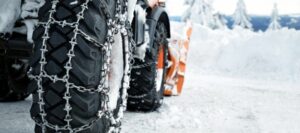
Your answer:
(0, 55), (30, 102)
(127, 22), (168, 111)
(29, 0), (126, 132)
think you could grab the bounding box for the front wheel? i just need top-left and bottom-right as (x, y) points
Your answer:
(29, 0), (129, 133)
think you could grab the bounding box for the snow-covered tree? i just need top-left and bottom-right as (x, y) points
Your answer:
(184, 0), (196, 5)
(268, 3), (281, 30)
(212, 13), (228, 29)
(189, 0), (215, 27)
(233, 0), (252, 29)
(181, 0), (195, 22)
(183, 0), (228, 29)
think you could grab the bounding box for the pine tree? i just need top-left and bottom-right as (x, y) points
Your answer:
(182, 0), (195, 22)
(184, 0), (227, 29)
(213, 13), (228, 29)
(268, 3), (281, 30)
(190, 0), (214, 27)
(233, 0), (252, 29)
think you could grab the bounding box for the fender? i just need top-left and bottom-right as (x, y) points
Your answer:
(146, 6), (171, 49)
(133, 4), (145, 46)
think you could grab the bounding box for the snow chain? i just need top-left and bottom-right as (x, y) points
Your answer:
(0, 33), (11, 41)
(132, 61), (156, 69)
(27, 0), (136, 132)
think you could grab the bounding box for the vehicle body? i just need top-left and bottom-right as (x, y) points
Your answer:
(0, 0), (191, 132)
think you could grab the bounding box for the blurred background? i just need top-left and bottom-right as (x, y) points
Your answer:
(166, 0), (300, 31)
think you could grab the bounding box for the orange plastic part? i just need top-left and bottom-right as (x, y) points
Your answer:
(164, 89), (172, 96)
(163, 24), (192, 96)
(176, 36), (191, 94)
(164, 51), (177, 96)
(157, 45), (164, 69)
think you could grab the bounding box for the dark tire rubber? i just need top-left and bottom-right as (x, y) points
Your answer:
(0, 56), (30, 102)
(29, 0), (121, 132)
(127, 22), (168, 111)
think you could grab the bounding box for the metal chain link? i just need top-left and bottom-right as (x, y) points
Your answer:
(27, 0), (135, 132)
(0, 33), (11, 41)
(132, 61), (156, 69)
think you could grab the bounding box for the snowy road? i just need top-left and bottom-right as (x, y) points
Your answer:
(122, 74), (300, 133)
(1, 25), (300, 133)
(1, 73), (300, 133)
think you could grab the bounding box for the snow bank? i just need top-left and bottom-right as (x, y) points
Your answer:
(0, 0), (21, 33)
(188, 25), (300, 82)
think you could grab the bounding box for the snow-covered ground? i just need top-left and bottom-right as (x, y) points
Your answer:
(1, 23), (300, 133)
(122, 25), (300, 133)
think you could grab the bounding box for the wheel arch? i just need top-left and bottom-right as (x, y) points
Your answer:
(147, 7), (171, 38)
(146, 7), (171, 49)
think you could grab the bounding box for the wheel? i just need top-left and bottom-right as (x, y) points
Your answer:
(128, 22), (168, 111)
(0, 55), (30, 102)
(29, 0), (129, 132)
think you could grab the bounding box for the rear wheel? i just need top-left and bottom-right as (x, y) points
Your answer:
(128, 22), (168, 111)
(29, 0), (128, 132)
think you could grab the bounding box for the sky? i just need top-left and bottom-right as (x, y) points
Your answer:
(213, 0), (300, 15)
(166, 0), (300, 16)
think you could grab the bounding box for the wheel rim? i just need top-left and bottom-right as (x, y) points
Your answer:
(156, 45), (164, 92)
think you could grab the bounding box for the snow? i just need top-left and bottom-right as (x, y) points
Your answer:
(189, 0), (215, 28)
(0, 0), (22, 33)
(268, 3), (281, 31)
(233, 0), (252, 29)
(123, 23), (300, 132)
(127, 0), (137, 23)
(70, 0), (79, 5)
(1, 2), (300, 132)
(21, 0), (45, 19)
(155, 69), (163, 92)
(1, 22), (300, 133)
(21, 0), (45, 43)
(182, 0), (227, 29)
(0, 0), (44, 42)
(108, 33), (124, 110)
(191, 25), (300, 82)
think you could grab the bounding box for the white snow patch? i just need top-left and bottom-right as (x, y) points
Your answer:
(155, 69), (163, 92)
(70, 0), (78, 5)
(108, 33), (124, 110)
(21, 0), (45, 19)
(127, 0), (137, 23)
(0, 0), (22, 33)
(190, 24), (300, 82)
(23, 19), (38, 43)
(21, 0), (45, 43)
